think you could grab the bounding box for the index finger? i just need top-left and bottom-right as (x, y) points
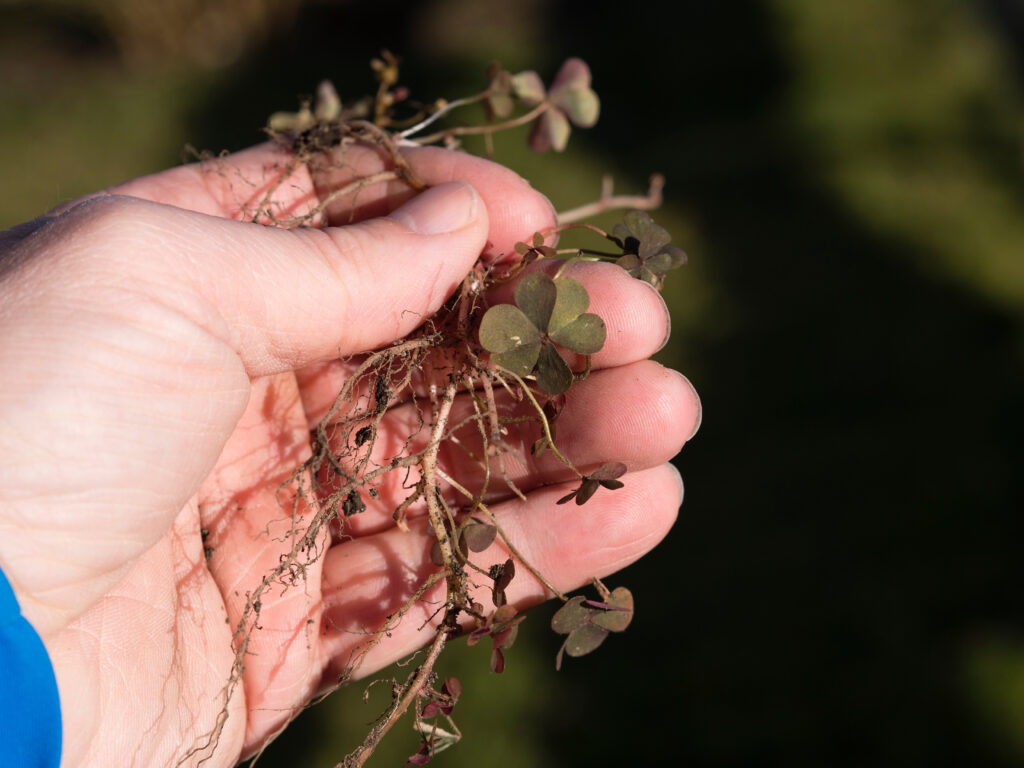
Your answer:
(108, 142), (557, 261)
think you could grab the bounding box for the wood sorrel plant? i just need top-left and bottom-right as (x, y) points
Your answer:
(189, 53), (687, 767)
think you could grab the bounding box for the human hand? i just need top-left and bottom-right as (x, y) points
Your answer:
(0, 142), (700, 766)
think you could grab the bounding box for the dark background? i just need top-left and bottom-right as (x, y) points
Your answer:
(2, 0), (1023, 765)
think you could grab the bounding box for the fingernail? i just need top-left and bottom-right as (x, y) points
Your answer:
(389, 181), (479, 235)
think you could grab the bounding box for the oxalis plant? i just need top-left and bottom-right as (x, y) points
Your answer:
(188, 52), (687, 767)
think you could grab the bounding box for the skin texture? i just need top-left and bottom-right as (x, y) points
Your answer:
(0, 142), (700, 767)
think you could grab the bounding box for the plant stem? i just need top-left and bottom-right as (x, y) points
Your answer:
(342, 623), (450, 768)
(414, 103), (550, 146)
(397, 92), (490, 140)
(556, 173), (665, 224)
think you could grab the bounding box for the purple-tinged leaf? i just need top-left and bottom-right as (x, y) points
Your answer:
(528, 108), (570, 153)
(556, 489), (578, 505)
(443, 677), (462, 699)
(565, 623), (609, 657)
(490, 646), (506, 673)
(551, 595), (590, 634)
(590, 461), (627, 481)
(573, 477), (601, 505)
(590, 587), (634, 632)
(460, 522), (497, 553)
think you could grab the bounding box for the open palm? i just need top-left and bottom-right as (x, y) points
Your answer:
(0, 143), (699, 767)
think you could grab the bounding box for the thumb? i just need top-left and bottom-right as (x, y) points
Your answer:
(30, 180), (487, 377)
(182, 179), (488, 374)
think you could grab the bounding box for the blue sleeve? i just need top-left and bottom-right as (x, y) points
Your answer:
(0, 566), (62, 768)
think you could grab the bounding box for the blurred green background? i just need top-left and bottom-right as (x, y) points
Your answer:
(3, 0), (1023, 765)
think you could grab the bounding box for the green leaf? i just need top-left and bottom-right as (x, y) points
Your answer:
(515, 273), (557, 332)
(644, 251), (675, 275)
(620, 210), (657, 238)
(535, 343), (573, 394)
(638, 227), (672, 259)
(617, 253), (642, 273)
(664, 244), (688, 269)
(550, 313), (606, 355)
(492, 343), (541, 377)
(549, 276), (590, 334)
(479, 304), (539, 353)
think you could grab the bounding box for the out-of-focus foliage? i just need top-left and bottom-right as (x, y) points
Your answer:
(2, 0), (1023, 766)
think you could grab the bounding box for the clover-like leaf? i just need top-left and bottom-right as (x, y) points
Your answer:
(552, 584), (633, 669)
(526, 58), (600, 153)
(480, 273), (605, 394)
(556, 462), (627, 505)
(613, 211), (688, 287)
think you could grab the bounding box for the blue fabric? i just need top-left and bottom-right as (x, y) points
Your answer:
(0, 566), (62, 768)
